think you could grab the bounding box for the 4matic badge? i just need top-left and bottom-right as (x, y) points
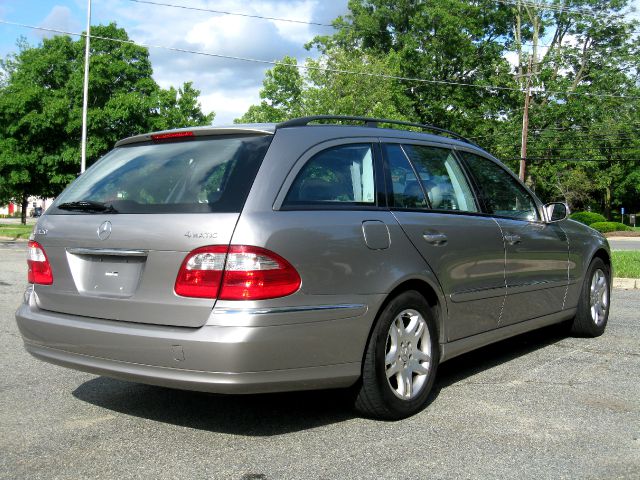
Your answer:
(184, 231), (218, 240)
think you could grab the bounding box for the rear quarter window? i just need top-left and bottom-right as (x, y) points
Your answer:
(283, 144), (376, 207)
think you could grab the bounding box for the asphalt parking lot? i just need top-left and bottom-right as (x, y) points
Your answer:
(1, 240), (638, 479)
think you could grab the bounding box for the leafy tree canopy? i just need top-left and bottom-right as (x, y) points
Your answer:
(0, 23), (214, 221)
(237, 0), (640, 217)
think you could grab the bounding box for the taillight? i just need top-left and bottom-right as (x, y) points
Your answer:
(174, 245), (301, 300)
(174, 246), (227, 298)
(27, 240), (53, 285)
(220, 246), (301, 300)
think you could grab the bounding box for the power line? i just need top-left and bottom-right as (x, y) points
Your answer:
(125, 0), (338, 28)
(492, 0), (631, 20)
(529, 146), (640, 152)
(470, 130), (640, 141)
(1, 20), (639, 101)
(507, 156), (640, 162)
(122, 0), (640, 48)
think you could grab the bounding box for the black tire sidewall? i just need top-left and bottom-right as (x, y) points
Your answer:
(370, 290), (439, 417)
(575, 257), (611, 337)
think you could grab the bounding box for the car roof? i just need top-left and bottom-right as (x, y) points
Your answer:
(114, 116), (489, 155)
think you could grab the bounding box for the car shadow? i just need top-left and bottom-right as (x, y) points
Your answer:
(73, 379), (357, 435)
(72, 322), (571, 434)
(433, 321), (571, 390)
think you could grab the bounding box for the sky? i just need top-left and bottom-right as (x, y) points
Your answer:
(0, 0), (638, 125)
(0, 0), (350, 124)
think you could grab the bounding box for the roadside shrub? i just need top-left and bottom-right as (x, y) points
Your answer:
(569, 211), (607, 225)
(589, 222), (631, 233)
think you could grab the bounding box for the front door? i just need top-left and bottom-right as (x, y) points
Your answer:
(458, 150), (568, 326)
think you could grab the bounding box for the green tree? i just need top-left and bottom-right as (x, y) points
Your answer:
(507, 0), (640, 216)
(237, 0), (640, 215)
(0, 24), (214, 223)
(236, 56), (304, 123)
(312, 0), (519, 136)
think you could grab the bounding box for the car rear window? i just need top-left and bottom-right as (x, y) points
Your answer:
(50, 134), (272, 214)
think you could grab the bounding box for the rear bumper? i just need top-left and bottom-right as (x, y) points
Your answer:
(15, 293), (376, 394)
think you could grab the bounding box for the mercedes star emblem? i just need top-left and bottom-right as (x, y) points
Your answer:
(97, 221), (112, 241)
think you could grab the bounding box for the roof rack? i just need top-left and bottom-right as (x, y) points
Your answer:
(277, 115), (478, 146)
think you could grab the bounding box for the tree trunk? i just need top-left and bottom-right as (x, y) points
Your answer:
(604, 185), (612, 221)
(21, 193), (28, 225)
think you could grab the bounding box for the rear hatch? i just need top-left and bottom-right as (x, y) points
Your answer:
(32, 129), (273, 328)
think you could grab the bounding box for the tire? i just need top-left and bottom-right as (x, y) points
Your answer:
(354, 290), (439, 420)
(570, 257), (611, 337)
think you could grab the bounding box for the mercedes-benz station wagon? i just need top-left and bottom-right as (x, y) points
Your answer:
(16, 116), (611, 419)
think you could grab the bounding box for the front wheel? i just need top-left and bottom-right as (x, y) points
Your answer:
(570, 257), (611, 337)
(354, 290), (439, 420)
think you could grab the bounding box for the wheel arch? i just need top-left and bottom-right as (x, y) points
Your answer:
(361, 278), (447, 372)
(592, 248), (611, 270)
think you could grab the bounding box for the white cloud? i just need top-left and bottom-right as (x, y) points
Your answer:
(89, 0), (348, 123)
(39, 5), (81, 38)
(199, 88), (261, 125)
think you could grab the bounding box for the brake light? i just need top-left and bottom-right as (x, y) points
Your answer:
(220, 246), (301, 300)
(174, 246), (227, 298)
(151, 131), (194, 141)
(27, 240), (53, 285)
(174, 245), (301, 300)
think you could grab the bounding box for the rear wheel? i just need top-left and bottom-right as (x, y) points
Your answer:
(355, 290), (439, 420)
(570, 257), (611, 337)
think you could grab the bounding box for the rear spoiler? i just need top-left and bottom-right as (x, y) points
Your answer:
(115, 125), (276, 147)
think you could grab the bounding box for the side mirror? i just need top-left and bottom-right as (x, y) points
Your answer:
(544, 202), (569, 223)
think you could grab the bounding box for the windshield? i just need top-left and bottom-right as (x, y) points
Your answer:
(51, 134), (272, 214)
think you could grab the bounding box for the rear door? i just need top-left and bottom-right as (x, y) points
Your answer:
(33, 133), (272, 327)
(383, 141), (506, 341)
(458, 150), (568, 325)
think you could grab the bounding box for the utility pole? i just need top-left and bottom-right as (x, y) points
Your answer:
(519, 55), (532, 182)
(80, 0), (92, 174)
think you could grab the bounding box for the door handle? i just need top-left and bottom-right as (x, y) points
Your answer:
(504, 234), (521, 245)
(423, 232), (448, 246)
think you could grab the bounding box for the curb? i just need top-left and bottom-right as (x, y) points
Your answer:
(0, 236), (29, 242)
(613, 278), (639, 289)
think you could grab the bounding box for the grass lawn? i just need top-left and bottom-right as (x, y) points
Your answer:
(612, 251), (640, 279)
(0, 223), (33, 239)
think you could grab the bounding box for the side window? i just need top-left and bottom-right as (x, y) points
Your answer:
(460, 151), (538, 221)
(284, 144), (375, 206)
(386, 144), (478, 212)
(383, 144), (427, 208)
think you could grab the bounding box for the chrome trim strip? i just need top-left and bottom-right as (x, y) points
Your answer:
(66, 248), (149, 257)
(212, 304), (367, 316)
(505, 279), (567, 295)
(450, 286), (506, 303)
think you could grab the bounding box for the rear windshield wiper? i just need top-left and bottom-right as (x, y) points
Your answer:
(57, 200), (118, 213)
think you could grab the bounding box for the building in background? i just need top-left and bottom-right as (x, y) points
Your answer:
(0, 197), (53, 217)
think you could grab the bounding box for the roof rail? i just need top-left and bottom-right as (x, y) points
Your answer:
(277, 115), (478, 146)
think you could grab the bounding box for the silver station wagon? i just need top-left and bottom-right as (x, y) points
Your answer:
(16, 116), (612, 419)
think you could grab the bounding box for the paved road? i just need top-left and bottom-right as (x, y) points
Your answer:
(1, 243), (638, 479)
(608, 237), (640, 251)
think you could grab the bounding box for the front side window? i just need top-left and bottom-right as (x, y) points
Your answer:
(51, 135), (272, 214)
(284, 144), (375, 206)
(384, 143), (478, 213)
(460, 151), (538, 221)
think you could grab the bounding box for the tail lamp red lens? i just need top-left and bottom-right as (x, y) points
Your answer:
(27, 240), (53, 285)
(175, 245), (301, 300)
